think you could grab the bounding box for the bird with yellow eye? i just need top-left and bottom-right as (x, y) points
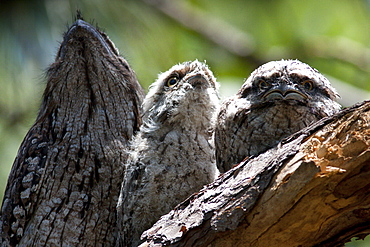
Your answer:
(116, 60), (220, 247)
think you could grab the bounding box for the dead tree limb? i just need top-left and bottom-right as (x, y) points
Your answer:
(140, 100), (370, 247)
(1, 12), (369, 247)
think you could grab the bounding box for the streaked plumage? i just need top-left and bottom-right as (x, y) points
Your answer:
(117, 60), (220, 247)
(0, 18), (144, 246)
(215, 59), (341, 173)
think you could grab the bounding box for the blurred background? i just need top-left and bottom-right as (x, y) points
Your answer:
(0, 0), (369, 245)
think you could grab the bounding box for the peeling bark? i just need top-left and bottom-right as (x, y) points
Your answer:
(140, 101), (370, 247)
(1, 13), (369, 247)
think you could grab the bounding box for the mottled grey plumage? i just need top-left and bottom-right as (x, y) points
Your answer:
(215, 59), (341, 173)
(116, 60), (220, 247)
(0, 18), (144, 246)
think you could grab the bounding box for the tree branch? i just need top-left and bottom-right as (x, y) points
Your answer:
(142, 0), (262, 66)
(140, 100), (370, 247)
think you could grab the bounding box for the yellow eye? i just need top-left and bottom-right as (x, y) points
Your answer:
(258, 79), (269, 90)
(302, 80), (314, 91)
(166, 76), (179, 87)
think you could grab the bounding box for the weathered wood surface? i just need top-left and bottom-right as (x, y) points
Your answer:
(1, 13), (369, 247)
(140, 100), (370, 247)
(0, 18), (144, 246)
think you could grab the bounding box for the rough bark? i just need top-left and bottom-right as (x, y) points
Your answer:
(1, 13), (369, 247)
(0, 18), (144, 246)
(140, 100), (370, 247)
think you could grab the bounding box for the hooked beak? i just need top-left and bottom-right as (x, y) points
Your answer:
(187, 74), (209, 89)
(263, 83), (308, 101)
(58, 19), (117, 59)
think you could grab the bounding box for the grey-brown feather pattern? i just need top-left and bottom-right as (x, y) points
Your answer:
(0, 19), (144, 246)
(116, 60), (220, 247)
(215, 59), (341, 173)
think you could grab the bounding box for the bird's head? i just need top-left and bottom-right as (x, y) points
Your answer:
(238, 59), (340, 108)
(142, 60), (220, 128)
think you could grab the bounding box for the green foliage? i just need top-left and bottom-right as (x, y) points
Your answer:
(0, 0), (369, 244)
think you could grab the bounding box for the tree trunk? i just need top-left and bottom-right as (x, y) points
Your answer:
(140, 100), (370, 247)
(1, 15), (370, 247)
(0, 18), (144, 246)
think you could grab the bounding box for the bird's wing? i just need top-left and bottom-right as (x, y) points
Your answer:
(215, 99), (252, 173)
(1, 119), (51, 246)
(117, 160), (148, 245)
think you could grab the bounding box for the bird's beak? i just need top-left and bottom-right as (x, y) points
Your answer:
(187, 74), (209, 89)
(263, 83), (308, 101)
(58, 19), (118, 59)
